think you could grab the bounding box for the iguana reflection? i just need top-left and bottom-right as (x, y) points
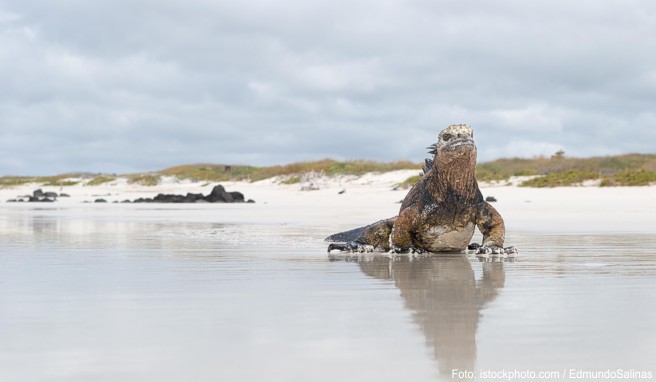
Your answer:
(357, 254), (505, 375)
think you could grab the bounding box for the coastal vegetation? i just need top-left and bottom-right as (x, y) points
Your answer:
(127, 174), (160, 186)
(0, 173), (86, 187)
(1, 154), (655, 188)
(475, 152), (656, 185)
(86, 175), (116, 186)
(394, 174), (421, 189)
(159, 160), (419, 182)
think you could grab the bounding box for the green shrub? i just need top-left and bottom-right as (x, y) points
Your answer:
(128, 174), (160, 186)
(159, 164), (257, 182)
(395, 175), (421, 189)
(599, 177), (616, 187)
(0, 176), (33, 187)
(613, 169), (656, 186)
(2, 173), (86, 188)
(87, 176), (116, 186)
(475, 158), (542, 182)
(513, 168), (539, 176)
(43, 180), (79, 187)
(280, 176), (302, 185)
(520, 169), (598, 187)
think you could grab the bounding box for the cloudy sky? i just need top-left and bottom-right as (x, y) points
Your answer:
(1, 0), (655, 175)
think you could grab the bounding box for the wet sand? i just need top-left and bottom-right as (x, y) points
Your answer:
(1, 179), (655, 381)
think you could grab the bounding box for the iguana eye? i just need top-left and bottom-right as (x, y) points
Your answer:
(442, 134), (452, 141)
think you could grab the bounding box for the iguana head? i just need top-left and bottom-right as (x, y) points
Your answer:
(427, 124), (477, 163)
(423, 125), (476, 175)
(438, 123), (476, 155)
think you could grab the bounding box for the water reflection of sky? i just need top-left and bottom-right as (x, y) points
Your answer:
(1, 207), (655, 381)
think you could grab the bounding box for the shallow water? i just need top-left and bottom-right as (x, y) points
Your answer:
(1, 205), (655, 381)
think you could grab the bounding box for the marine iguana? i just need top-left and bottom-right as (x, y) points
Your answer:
(325, 124), (517, 255)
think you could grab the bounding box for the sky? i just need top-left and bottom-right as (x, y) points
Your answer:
(1, 0), (655, 176)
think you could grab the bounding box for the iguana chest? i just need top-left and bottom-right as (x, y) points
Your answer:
(415, 223), (476, 252)
(414, 203), (478, 252)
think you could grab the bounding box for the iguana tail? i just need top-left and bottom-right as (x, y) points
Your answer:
(325, 217), (396, 251)
(325, 225), (369, 242)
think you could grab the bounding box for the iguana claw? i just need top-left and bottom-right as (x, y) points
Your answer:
(389, 246), (425, 254)
(476, 245), (518, 255)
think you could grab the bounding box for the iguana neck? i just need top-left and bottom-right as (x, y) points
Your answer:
(429, 159), (478, 203)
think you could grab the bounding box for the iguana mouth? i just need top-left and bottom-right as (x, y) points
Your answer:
(445, 137), (475, 152)
(449, 139), (474, 148)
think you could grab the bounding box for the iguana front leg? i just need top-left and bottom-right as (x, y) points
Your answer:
(475, 203), (517, 255)
(389, 207), (419, 253)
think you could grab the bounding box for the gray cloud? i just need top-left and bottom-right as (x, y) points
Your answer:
(1, 0), (655, 175)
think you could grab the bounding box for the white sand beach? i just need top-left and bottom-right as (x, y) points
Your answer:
(1, 171), (654, 235)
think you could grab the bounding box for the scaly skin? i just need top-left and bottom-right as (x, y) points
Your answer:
(325, 124), (517, 256)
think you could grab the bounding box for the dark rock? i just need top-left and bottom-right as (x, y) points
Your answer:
(185, 193), (204, 203)
(27, 189), (57, 202)
(60, 193), (70, 197)
(133, 198), (154, 203)
(338, 189), (346, 194)
(468, 243), (481, 250)
(246, 199), (255, 203)
(228, 191), (244, 202)
(202, 185), (247, 203)
(7, 199), (17, 202)
(485, 196), (497, 202)
(127, 184), (249, 204)
(205, 185), (230, 203)
(121, 200), (131, 203)
(154, 193), (186, 203)
(94, 199), (107, 203)
(209, 185), (226, 196)
(28, 196), (53, 202)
